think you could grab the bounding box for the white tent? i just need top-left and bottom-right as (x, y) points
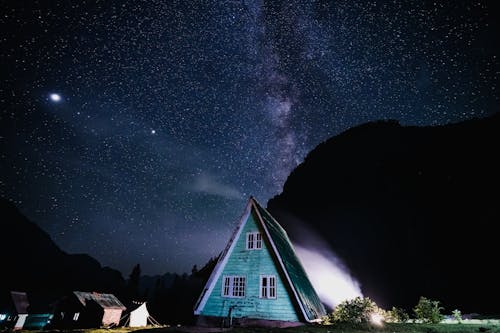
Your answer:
(14, 314), (28, 330)
(129, 303), (148, 327)
(121, 302), (159, 327)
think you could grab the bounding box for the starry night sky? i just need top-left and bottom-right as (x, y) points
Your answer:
(1, 1), (498, 275)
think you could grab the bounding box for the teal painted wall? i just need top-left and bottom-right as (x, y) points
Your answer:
(200, 212), (300, 322)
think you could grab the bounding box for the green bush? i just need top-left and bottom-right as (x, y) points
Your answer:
(328, 296), (382, 325)
(413, 296), (444, 324)
(321, 314), (332, 325)
(386, 306), (410, 323)
(452, 309), (462, 323)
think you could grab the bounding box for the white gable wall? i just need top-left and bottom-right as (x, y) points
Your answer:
(129, 303), (149, 327)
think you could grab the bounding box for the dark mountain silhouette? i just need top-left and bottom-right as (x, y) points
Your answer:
(268, 113), (500, 315)
(0, 198), (207, 325)
(0, 198), (217, 325)
(0, 199), (125, 309)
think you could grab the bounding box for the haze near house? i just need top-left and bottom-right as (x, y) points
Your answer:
(295, 245), (362, 309)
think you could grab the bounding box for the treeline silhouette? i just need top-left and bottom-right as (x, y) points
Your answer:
(125, 259), (218, 325)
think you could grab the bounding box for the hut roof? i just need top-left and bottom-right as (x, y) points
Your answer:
(73, 291), (125, 310)
(10, 291), (29, 314)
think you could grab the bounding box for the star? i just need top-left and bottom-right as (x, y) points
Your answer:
(1, 0), (496, 279)
(49, 93), (61, 102)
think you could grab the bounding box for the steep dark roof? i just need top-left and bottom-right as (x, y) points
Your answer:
(0, 291), (29, 314)
(252, 198), (326, 321)
(10, 291), (29, 314)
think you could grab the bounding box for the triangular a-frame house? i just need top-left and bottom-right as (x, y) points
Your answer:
(194, 197), (326, 327)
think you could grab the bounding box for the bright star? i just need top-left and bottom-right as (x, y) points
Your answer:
(151, 129), (156, 134)
(50, 93), (61, 102)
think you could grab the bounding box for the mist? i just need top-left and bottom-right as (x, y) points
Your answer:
(268, 208), (363, 309)
(295, 244), (362, 309)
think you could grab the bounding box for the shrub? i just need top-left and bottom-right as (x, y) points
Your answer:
(452, 309), (462, 323)
(321, 314), (332, 325)
(413, 296), (444, 324)
(386, 306), (410, 323)
(329, 296), (385, 325)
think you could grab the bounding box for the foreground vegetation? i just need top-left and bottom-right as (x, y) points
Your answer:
(225, 323), (500, 333)
(21, 322), (498, 333)
(13, 296), (499, 333)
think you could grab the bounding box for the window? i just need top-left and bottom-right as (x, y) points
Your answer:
(246, 232), (262, 250)
(73, 312), (80, 321)
(260, 275), (277, 299)
(222, 276), (246, 297)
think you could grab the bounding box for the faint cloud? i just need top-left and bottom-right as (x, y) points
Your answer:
(191, 173), (242, 200)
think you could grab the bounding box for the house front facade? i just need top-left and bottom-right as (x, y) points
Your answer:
(194, 197), (325, 326)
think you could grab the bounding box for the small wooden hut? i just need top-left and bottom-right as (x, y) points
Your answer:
(53, 291), (125, 328)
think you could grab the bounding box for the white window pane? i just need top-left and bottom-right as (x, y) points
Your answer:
(247, 233), (254, 249)
(240, 277), (245, 297)
(223, 276), (231, 296)
(247, 232), (262, 250)
(270, 276), (276, 298)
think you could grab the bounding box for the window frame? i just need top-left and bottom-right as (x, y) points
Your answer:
(259, 275), (277, 299)
(221, 275), (246, 298)
(246, 232), (262, 250)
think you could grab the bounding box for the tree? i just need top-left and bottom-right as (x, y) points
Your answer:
(196, 256), (219, 283)
(329, 297), (383, 325)
(413, 296), (444, 324)
(127, 263), (141, 301)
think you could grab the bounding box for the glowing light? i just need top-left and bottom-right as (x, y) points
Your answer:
(151, 129), (156, 134)
(295, 245), (363, 309)
(370, 312), (384, 327)
(49, 93), (61, 102)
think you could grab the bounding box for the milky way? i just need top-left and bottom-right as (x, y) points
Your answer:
(1, 0), (498, 275)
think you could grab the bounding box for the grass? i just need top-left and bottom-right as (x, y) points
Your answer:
(169, 322), (499, 333)
(218, 323), (500, 333)
(14, 321), (500, 333)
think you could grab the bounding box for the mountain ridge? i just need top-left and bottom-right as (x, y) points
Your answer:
(268, 112), (500, 315)
(0, 198), (125, 306)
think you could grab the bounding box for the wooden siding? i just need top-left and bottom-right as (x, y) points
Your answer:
(200, 211), (300, 322)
